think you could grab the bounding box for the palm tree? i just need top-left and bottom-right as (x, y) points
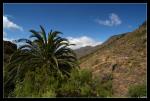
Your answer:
(5, 25), (79, 87)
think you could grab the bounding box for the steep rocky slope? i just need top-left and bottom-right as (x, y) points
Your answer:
(74, 33), (126, 59)
(79, 22), (147, 97)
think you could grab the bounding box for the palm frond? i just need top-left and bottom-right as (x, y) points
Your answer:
(5, 26), (79, 90)
(29, 29), (44, 45)
(51, 31), (62, 39)
(40, 25), (47, 45)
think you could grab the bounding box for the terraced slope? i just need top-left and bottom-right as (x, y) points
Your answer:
(79, 22), (147, 97)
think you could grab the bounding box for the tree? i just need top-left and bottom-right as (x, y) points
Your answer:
(4, 26), (79, 96)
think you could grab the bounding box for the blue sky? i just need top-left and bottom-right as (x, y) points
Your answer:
(3, 4), (146, 49)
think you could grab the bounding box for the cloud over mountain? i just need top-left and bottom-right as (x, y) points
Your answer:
(67, 36), (102, 49)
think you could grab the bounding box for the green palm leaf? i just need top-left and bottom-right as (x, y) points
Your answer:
(5, 26), (79, 96)
(40, 25), (47, 45)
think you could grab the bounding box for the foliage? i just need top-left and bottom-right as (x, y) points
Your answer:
(56, 69), (93, 97)
(4, 26), (78, 97)
(128, 83), (147, 97)
(13, 67), (57, 97)
(12, 68), (112, 97)
(56, 69), (112, 97)
(4, 26), (113, 97)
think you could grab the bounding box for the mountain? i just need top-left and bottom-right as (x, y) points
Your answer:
(3, 41), (17, 64)
(3, 22), (146, 97)
(79, 21), (147, 97)
(74, 33), (127, 59)
(74, 46), (97, 59)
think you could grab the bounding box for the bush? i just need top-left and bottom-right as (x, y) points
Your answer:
(56, 68), (112, 97)
(128, 84), (147, 97)
(95, 80), (112, 97)
(56, 69), (93, 97)
(42, 90), (56, 97)
(13, 68), (113, 97)
(13, 67), (58, 97)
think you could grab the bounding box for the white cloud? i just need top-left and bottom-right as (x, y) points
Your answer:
(3, 15), (23, 31)
(66, 36), (102, 49)
(3, 31), (6, 36)
(3, 37), (14, 42)
(3, 15), (23, 45)
(96, 13), (122, 27)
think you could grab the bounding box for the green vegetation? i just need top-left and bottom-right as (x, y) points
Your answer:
(4, 26), (78, 97)
(13, 67), (58, 97)
(4, 26), (112, 97)
(12, 68), (112, 97)
(56, 69), (112, 97)
(128, 83), (147, 97)
(4, 23), (146, 97)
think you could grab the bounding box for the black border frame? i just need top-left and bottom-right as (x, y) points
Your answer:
(2, 0), (149, 100)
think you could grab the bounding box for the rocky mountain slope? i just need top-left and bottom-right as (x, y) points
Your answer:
(75, 33), (127, 59)
(79, 22), (147, 97)
(74, 46), (97, 59)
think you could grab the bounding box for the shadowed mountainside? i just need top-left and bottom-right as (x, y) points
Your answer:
(3, 41), (17, 64)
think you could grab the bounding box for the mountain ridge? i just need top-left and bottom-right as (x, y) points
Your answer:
(79, 21), (147, 96)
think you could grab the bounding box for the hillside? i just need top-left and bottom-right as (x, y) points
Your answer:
(79, 22), (147, 97)
(3, 41), (17, 64)
(74, 33), (127, 59)
(3, 22), (146, 97)
(74, 46), (97, 59)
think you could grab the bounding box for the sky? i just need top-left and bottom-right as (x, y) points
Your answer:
(3, 3), (147, 49)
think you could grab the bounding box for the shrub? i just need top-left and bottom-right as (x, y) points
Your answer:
(13, 67), (58, 97)
(41, 90), (56, 97)
(95, 80), (112, 97)
(56, 68), (112, 97)
(56, 68), (92, 97)
(13, 68), (113, 97)
(128, 84), (147, 97)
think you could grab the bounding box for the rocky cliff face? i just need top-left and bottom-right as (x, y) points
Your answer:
(79, 22), (147, 97)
